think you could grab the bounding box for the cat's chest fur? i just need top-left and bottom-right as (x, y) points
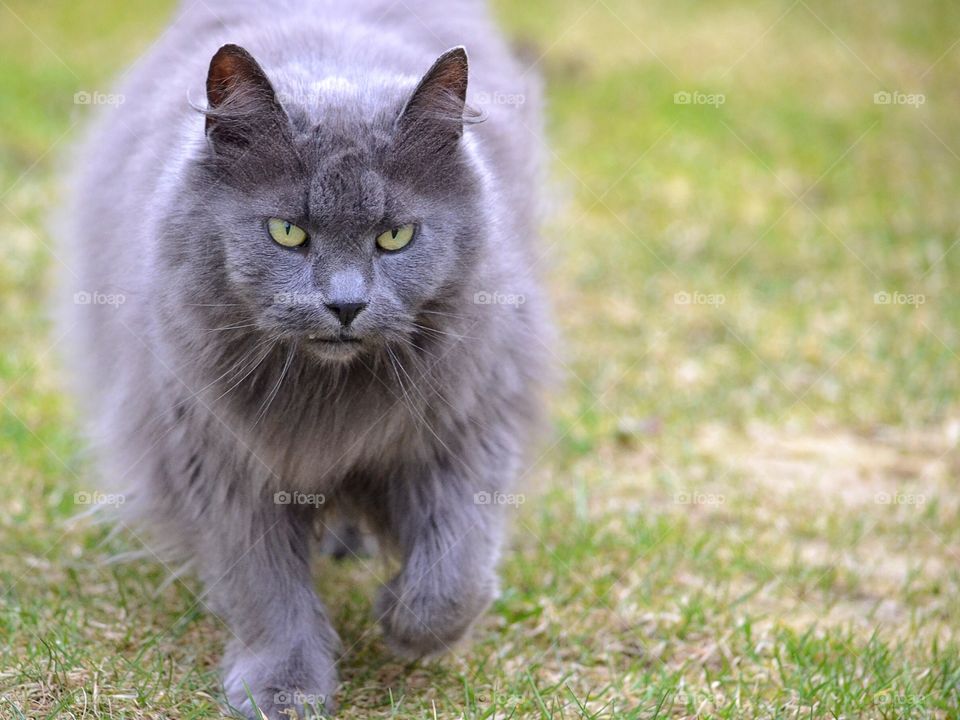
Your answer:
(205, 345), (455, 492)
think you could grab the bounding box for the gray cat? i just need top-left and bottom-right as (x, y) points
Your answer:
(61, 0), (548, 716)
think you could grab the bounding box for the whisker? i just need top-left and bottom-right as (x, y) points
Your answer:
(393, 335), (439, 361)
(412, 323), (479, 341)
(139, 336), (274, 435)
(211, 338), (278, 404)
(388, 347), (471, 475)
(418, 309), (470, 321)
(253, 342), (295, 426)
(385, 346), (426, 435)
(181, 303), (245, 308)
(201, 322), (260, 334)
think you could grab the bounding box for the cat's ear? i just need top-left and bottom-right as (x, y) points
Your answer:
(205, 44), (287, 149)
(395, 47), (470, 155)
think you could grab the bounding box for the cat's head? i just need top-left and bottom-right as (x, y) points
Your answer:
(173, 44), (485, 362)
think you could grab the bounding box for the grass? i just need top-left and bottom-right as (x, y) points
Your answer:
(2, 0), (960, 717)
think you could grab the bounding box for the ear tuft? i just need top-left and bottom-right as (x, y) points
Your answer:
(396, 47), (471, 153)
(205, 44), (285, 147)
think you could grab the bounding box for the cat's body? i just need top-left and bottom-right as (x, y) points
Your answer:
(63, 0), (547, 716)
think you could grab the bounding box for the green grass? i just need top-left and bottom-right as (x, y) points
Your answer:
(3, 0), (960, 717)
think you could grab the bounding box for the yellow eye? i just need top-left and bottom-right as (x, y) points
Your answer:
(376, 224), (416, 251)
(268, 218), (308, 248)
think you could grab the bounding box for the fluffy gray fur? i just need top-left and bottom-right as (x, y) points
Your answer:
(61, 0), (548, 716)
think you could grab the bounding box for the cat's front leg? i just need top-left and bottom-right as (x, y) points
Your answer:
(196, 495), (339, 719)
(372, 466), (510, 660)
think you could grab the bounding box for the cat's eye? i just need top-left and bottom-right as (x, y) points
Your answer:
(376, 224), (416, 252)
(268, 218), (308, 248)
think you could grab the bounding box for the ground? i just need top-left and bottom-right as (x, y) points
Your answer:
(1, 0), (959, 718)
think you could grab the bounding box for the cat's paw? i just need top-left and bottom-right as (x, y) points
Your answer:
(374, 574), (496, 660)
(223, 644), (338, 719)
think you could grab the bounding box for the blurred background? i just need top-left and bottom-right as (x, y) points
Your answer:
(2, 0), (959, 717)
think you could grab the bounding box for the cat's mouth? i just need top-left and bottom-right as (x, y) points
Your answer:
(306, 334), (362, 345)
(302, 333), (363, 360)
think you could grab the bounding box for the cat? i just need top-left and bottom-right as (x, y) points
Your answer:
(61, 0), (549, 717)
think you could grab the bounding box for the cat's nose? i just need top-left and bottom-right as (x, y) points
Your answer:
(325, 300), (367, 327)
